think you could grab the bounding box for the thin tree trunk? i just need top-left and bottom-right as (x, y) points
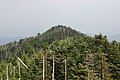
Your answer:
(101, 53), (104, 80)
(52, 55), (54, 80)
(18, 61), (20, 80)
(6, 65), (8, 80)
(13, 66), (15, 78)
(43, 55), (45, 80)
(65, 59), (67, 80)
(45, 54), (47, 80)
(17, 57), (28, 69)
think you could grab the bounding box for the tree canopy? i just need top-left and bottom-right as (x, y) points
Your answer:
(0, 25), (120, 80)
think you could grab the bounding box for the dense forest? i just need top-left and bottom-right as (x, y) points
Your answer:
(0, 25), (120, 80)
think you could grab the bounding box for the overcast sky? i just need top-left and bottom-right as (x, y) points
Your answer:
(0, 0), (120, 37)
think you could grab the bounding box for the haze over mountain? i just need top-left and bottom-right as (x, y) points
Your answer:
(87, 33), (120, 42)
(0, 0), (120, 38)
(0, 29), (119, 45)
(0, 0), (120, 44)
(107, 34), (120, 42)
(0, 37), (22, 45)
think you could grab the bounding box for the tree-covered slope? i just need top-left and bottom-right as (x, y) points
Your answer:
(0, 25), (83, 59)
(0, 25), (120, 80)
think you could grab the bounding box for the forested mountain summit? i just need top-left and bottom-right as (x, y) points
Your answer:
(0, 25), (120, 80)
(35, 25), (83, 43)
(0, 25), (84, 60)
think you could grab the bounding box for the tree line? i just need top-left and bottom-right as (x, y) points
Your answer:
(0, 25), (120, 80)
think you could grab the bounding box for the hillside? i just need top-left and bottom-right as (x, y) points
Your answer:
(0, 25), (120, 80)
(0, 25), (83, 59)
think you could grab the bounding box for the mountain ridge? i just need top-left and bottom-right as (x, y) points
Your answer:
(0, 25), (83, 58)
(0, 25), (120, 80)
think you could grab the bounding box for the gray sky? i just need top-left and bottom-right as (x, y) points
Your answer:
(0, 0), (120, 37)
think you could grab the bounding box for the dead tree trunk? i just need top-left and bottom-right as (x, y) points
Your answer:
(52, 55), (54, 80)
(18, 61), (20, 80)
(1, 77), (3, 80)
(45, 54), (47, 80)
(6, 65), (8, 80)
(65, 59), (67, 80)
(13, 66), (15, 78)
(43, 55), (45, 80)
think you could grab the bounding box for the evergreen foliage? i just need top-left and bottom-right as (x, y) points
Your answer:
(0, 25), (120, 80)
